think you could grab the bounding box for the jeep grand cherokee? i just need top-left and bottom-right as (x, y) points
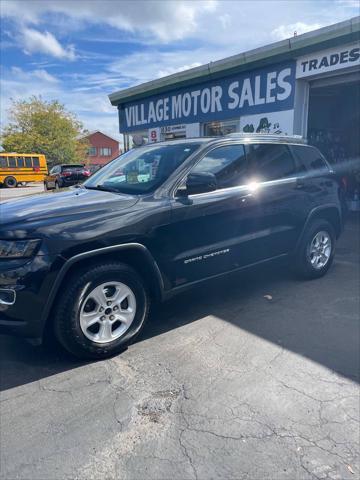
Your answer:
(0, 134), (343, 359)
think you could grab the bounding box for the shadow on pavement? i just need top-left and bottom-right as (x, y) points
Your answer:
(1, 216), (359, 391)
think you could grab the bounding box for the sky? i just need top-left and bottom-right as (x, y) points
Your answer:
(1, 0), (359, 144)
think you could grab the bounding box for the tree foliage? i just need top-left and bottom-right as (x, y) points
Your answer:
(1, 96), (89, 164)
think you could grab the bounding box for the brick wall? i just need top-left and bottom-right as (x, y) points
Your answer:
(84, 131), (120, 166)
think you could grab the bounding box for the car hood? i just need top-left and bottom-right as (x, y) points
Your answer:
(0, 187), (139, 246)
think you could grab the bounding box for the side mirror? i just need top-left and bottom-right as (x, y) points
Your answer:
(182, 172), (218, 196)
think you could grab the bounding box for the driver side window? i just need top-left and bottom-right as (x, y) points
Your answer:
(191, 144), (248, 190)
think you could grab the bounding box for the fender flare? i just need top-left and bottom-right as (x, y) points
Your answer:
(41, 243), (165, 326)
(295, 203), (342, 251)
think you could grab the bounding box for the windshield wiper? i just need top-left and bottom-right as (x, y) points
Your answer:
(84, 184), (120, 193)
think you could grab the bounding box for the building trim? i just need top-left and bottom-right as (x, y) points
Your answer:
(109, 17), (359, 106)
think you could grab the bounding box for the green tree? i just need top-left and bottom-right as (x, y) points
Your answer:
(1, 96), (89, 164)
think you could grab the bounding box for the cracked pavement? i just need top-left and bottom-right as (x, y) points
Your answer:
(1, 216), (359, 480)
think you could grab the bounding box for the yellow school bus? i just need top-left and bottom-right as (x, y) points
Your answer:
(0, 153), (48, 188)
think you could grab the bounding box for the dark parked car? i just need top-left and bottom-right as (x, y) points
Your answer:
(44, 164), (91, 190)
(0, 135), (343, 359)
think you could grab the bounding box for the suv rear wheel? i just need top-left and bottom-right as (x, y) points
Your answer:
(54, 262), (149, 359)
(294, 219), (336, 279)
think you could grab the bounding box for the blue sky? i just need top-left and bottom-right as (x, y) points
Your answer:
(1, 0), (359, 144)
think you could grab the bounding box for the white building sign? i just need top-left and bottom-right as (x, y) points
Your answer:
(239, 109), (294, 136)
(296, 43), (360, 79)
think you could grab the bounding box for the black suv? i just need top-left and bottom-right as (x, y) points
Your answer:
(0, 135), (343, 359)
(44, 164), (91, 190)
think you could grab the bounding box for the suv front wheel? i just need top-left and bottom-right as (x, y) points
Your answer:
(294, 219), (336, 279)
(54, 262), (149, 359)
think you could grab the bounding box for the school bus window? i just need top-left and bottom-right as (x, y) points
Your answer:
(8, 157), (16, 168)
(17, 157), (25, 168)
(33, 157), (40, 167)
(0, 156), (7, 168)
(25, 157), (32, 168)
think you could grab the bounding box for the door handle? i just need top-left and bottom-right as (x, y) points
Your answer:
(240, 193), (254, 203)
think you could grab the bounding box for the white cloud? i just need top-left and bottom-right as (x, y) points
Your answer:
(1, 67), (120, 142)
(271, 22), (323, 40)
(10, 66), (59, 83)
(21, 28), (76, 60)
(2, 0), (217, 43)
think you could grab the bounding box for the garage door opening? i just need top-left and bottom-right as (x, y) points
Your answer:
(308, 77), (360, 208)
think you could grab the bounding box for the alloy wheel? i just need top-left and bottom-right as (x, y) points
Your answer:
(307, 230), (332, 270)
(79, 281), (136, 343)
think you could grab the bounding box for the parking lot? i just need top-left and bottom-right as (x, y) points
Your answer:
(0, 183), (45, 202)
(0, 215), (359, 480)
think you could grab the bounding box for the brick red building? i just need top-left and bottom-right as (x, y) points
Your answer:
(80, 131), (121, 169)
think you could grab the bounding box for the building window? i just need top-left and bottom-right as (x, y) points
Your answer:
(100, 147), (112, 156)
(88, 147), (97, 156)
(204, 119), (239, 137)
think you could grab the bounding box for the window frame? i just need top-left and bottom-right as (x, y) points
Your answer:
(25, 157), (33, 168)
(99, 147), (112, 156)
(174, 142), (250, 198)
(8, 157), (17, 168)
(17, 156), (25, 168)
(173, 141), (302, 199)
(189, 143), (248, 191)
(245, 143), (298, 183)
(88, 146), (97, 156)
(290, 144), (330, 176)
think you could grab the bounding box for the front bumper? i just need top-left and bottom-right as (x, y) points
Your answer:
(0, 254), (63, 339)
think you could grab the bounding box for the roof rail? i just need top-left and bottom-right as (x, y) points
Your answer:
(226, 133), (307, 144)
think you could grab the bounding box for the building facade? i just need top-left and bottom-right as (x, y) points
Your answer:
(80, 131), (120, 169)
(109, 17), (359, 172)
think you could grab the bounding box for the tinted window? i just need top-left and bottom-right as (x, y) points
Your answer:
(192, 145), (248, 189)
(8, 157), (16, 168)
(32, 157), (40, 167)
(245, 144), (296, 181)
(17, 156), (25, 167)
(291, 145), (328, 173)
(25, 157), (32, 168)
(0, 156), (7, 168)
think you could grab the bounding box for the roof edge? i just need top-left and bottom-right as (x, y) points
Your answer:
(109, 16), (360, 106)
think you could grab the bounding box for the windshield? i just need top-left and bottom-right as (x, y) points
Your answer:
(84, 142), (201, 194)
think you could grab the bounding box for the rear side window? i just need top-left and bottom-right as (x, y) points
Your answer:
(0, 156), (7, 167)
(192, 145), (248, 189)
(291, 145), (328, 174)
(32, 157), (40, 167)
(25, 157), (32, 168)
(245, 144), (296, 181)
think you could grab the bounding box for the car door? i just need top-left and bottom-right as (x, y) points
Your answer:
(165, 143), (264, 288)
(244, 142), (311, 259)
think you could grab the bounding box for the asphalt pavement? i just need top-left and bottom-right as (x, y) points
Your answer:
(0, 217), (359, 480)
(0, 183), (45, 202)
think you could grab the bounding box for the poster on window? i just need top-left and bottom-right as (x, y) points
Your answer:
(239, 109), (294, 136)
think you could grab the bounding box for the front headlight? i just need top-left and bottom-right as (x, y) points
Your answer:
(0, 239), (41, 259)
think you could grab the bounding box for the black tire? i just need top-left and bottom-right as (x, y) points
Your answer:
(53, 262), (149, 359)
(293, 219), (336, 279)
(4, 176), (17, 188)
